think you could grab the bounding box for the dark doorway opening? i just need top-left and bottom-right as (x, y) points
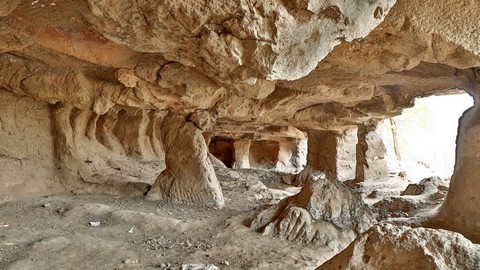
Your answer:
(208, 137), (235, 168)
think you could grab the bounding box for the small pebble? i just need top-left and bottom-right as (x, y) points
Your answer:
(123, 259), (138, 264)
(57, 207), (65, 215)
(89, 221), (101, 227)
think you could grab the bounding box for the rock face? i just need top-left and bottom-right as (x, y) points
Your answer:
(251, 174), (374, 250)
(249, 140), (280, 169)
(291, 129), (356, 186)
(147, 112), (225, 208)
(435, 85), (480, 241)
(318, 223), (480, 270)
(372, 197), (418, 218)
(86, 0), (396, 81)
(53, 104), (164, 196)
(305, 130), (339, 180)
(276, 138), (307, 173)
(232, 139), (251, 169)
(0, 91), (64, 200)
(0, 0), (20, 17)
(354, 122), (389, 182)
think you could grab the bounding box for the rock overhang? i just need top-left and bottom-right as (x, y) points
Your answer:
(0, 0), (479, 137)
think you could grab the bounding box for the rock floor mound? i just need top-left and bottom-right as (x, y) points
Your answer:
(250, 174), (374, 251)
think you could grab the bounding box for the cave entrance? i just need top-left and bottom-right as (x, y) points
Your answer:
(381, 92), (474, 182)
(208, 137), (235, 168)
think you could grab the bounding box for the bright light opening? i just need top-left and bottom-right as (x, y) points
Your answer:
(381, 92), (474, 182)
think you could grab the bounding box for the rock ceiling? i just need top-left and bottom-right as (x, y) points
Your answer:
(1, 0), (479, 138)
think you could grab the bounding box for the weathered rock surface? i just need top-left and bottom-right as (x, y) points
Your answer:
(232, 139), (251, 169)
(434, 84), (480, 242)
(318, 223), (480, 270)
(401, 176), (449, 196)
(0, 91), (65, 200)
(147, 112), (225, 208)
(215, 167), (295, 211)
(86, 0), (395, 81)
(251, 174), (374, 250)
(372, 197), (418, 218)
(53, 104), (165, 195)
(0, 0), (20, 17)
(354, 122), (389, 182)
(289, 129), (356, 186)
(373, 176), (449, 218)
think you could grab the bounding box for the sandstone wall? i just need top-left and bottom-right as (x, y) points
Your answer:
(53, 105), (165, 196)
(355, 122), (389, 182)
(435, 86), (480, 242)
(232, 139), (251, 169)
(0, 89), (168, 200)
(249, 140), (280, 170)
(0, 91), (64, 201)
(276, 139), (307, 173)
(336, 128), (357, 181)
(305, 129), (356, 181)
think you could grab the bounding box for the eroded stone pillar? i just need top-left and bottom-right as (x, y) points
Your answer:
(146, 112), (225, 208)
(291, 129), (356, 186)
(435, 89), (480, 241)
(307, 130), (338, 180)
(276, 139), (296, 172)
(308, 129), (357, 180)
(232, 139), (251, 169)
(354, 122), (389, 182)
(291, 138), (308, 170)
(336, 128), (358, 181)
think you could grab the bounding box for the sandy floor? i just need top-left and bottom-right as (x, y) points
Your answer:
(0, 168), (445, 270)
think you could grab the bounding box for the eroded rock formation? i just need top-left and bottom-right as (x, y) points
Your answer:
(289, 129), (357, 186)
(354, 122), (389, 183)
(147, 112), (225, 208)
(251, 174), (374, 250)
(318, 224), (480, 270)
(232, 139), (250, 169)
(0, 0), (480, 261)
(434, 83), (480, 241)
(86, 0), (395, 81)
(53, 104), (164, 195)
